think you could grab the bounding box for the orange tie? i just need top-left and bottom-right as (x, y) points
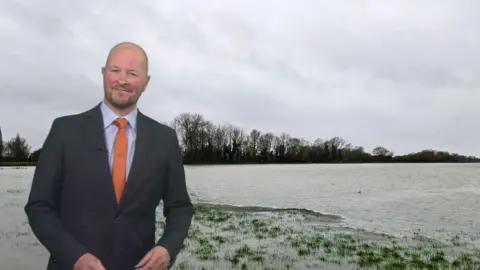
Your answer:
(112, 118), (129, 203)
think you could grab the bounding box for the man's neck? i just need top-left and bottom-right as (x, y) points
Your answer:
(103, 100), (137, 117)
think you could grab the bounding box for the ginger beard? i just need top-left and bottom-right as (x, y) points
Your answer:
(104, 82), (143, 111)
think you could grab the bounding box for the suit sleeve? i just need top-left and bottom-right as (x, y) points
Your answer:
(24, 118), (88, 269)
(156, 128), (194, 263)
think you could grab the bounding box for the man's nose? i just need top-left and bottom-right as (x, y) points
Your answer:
(116, 72), (128, 84)
(117, 79), (128, 85)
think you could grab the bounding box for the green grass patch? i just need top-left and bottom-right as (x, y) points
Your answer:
(156, 204), (480, 269)
(0, 162), (36, 167)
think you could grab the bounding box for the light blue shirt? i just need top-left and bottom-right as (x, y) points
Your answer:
(100, 102), (137, 181)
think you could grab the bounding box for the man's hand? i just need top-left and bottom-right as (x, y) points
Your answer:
(135, 246), (171, 270)
(73, 253), (106, 270)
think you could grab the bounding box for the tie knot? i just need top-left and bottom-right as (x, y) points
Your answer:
(114, 118), (129, 129)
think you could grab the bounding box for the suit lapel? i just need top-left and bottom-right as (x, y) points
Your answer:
(82, 103), (118, 207)
(118, 111), (151, 208)
(82, 104), (151, 209)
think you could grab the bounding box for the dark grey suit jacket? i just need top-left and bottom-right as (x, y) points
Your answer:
(24, 103), (194, 270)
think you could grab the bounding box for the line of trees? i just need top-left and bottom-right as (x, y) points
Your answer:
(1, 113), (479, 164)
(169, 113), (479, 164)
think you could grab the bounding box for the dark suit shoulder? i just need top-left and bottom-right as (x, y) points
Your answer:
(47, 107), (97, 140)
(140, 113), (176, 136)
(49, 112), (85, 131)
(52, 105), (100, 124)
(52, 113), (83, 125)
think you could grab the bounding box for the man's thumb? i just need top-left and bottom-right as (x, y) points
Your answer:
(135, 251), (153, 268)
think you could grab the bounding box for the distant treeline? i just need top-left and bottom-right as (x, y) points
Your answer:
(0, 113), (479, 165)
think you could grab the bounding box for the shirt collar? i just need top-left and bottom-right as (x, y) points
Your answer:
(100, 101), (138, 131)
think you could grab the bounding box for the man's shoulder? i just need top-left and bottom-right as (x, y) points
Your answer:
(50, 109), (90, 127)
(140, 113), (176, 135)
(48, 106), (100, 133)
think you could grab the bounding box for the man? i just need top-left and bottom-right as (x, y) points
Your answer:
(24, 42), (194, 270)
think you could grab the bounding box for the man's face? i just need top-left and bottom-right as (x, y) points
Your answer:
(102, 46), (150, 111)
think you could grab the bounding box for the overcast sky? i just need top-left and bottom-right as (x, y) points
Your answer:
(1, 0), (479, 156)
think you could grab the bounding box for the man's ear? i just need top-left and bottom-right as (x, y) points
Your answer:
(144, 75), (151, 90)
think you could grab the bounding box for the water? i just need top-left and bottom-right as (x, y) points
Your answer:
(1, 163), (479, 269)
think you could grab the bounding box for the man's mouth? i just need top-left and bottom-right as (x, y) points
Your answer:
(114, 88), (131, 93)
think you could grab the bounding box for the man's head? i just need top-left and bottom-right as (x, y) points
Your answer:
(102, 42), (150, 114)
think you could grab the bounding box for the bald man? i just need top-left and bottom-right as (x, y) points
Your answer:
(25, 42), (194, 270)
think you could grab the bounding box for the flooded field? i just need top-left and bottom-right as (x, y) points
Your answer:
(1, 163), (480, 269)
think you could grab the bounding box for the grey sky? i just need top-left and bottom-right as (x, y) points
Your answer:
(1, 0), (479, 156)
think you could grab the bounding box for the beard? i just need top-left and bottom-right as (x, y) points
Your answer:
(105, 89), (137, 110)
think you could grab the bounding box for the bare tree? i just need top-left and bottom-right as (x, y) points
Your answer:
(0, 126), (3, 160)
(372, 146), (394, 157)
(249, 129), (261, 159)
